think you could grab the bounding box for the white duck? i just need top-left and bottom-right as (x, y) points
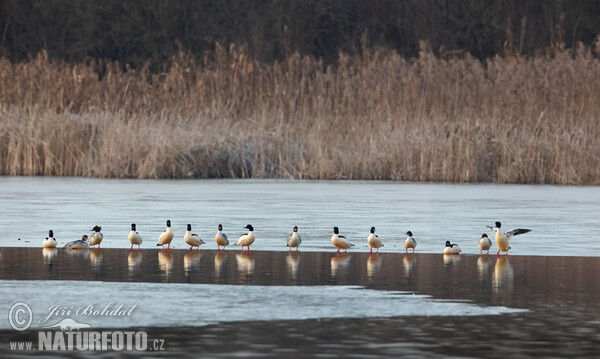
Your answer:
(443, 240), (462, 254)
(403, 231), (417, 254)
(488, 221), (531, 257)
(64, 235), (90, 250)
(215, 224), (229, 250)
(478, 233), (492, 255)
(89, 225), (103, 249)
(43, 230), (58, 248)
(331, 227), (354, 254)
(128, 223), (143, 251)
(235, 224), (256, 252)
(286, 226), (302, 251)
(156, 220), (174, 251)
(184, 224), (205, 251)
(367, 226), (383, 254)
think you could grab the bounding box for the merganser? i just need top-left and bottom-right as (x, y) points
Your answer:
(157, 220), (174, 251)
(64, 235), (90, 249)
(286, 226), (302, 251)
(43, 230), (58, 248)
(215, 224), (229, 250)
(403, 231), (417, 254)
(89, 225), (103, 249)
(443, 240), (462, 254)
(488, 221), (531, 257)
(367, 227), (383, 254)
(235, 224), (255, 252)
(331, 227), (354, 254)
(128, 223), (143, 251)
(184, 224), (205, 251)
(478, 233), (492, 255)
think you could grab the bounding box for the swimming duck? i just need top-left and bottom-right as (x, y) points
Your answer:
(487, 221), (531, 256)
(443, 240), (462, 254)
(286, 226), (302, 251)
(90, 225), (103, 249)
(331, 227), (354, 254)
(157, 220), (174, 251)
(184, 224), (205, 251)
(43, 230), (58, 248)
(128, 223), (143, 251)
(235, 224), (256, 252)
(215, 224), (229, 250)
(403, 231), (417, 254)
(64, 235), (90, 250)
(478, 233), (492, 255)
(367, 227), (383, 254)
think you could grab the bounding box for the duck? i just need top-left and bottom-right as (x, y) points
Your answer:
(64, 235), (90, 250)
(487, 221), (531, 256)
(215, 224), (229, 250)
(235, 224), (256, 252)
(478, 233), (492, 255)
(128, 223), (143, 251)
(331, 227), (354, 254)
(43, 230), (58, 248)
(366, 226), (383, 254)
(403, 231), (417, 254)
(156, 220), (174, 251)
(184, 224), (205, 251)
(443, 240), (462, 254)
(286, 226), (302, 251)
(89, 225), (103, 249)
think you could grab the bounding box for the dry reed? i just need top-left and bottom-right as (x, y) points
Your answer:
(1, 44), (599, 184)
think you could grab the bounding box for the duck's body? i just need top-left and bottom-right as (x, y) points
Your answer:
(64, 235), (89, 250)
(128, 223), (143, 251)
(215, 224), (229, 250)
(235, 224), (255, 252)
(478, 233), (492, 255)
(184, 224), (205, 251)
(443, 240), (462, 254)
(331, 227), (354, 254)
(367, 227), (383, 254)
(403, 231), (417, 254)
(157, 220), (174, 251)
(488, 221), (531, 257)
(286, 226), (302, 251)
(89, 225), (103, 249)
(43, 230), (58, 248)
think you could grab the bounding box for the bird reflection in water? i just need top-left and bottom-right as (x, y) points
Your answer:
(184, 251), (203, 276)
(127, 252), (143, 277)
(158, 251), (173, 281)
(493, 257), (514, 293)
(330, 254), (351, 278)
(89, 250), (103, 273)
(443, 254), (461, 266)
(403, 254), (416, 279)
(477, 255), (493, 280)
(236, 253), (255, 277)
(214, 251), (228, 278)
(367, 254), (382, 280)
(286, 252), (301, 280)
(42, 248), (58, 264)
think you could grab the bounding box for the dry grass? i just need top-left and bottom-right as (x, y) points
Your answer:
(1, 43), (600, 184)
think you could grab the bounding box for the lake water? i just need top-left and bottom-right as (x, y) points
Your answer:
(1, 177), (599, 256)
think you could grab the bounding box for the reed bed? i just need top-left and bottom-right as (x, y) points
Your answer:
(1, 44), (599, 184)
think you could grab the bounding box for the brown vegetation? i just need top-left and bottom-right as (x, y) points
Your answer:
(1, 44), (600, 184)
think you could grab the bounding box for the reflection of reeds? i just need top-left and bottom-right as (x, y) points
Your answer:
(1, 46), (599, 184)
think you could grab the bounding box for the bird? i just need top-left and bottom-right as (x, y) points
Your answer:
(157, 220), (174, 251)
(235, 224), (256, 252)
(89, 225), (103, 249)
(443, 240), (462, 254)
(215, 224), (229, 251)
(43, 230), (57, 248)
(403, 231), (417, 254)
(64, 235), (90, 250)
(487, 221), (531, 256)
(331, 227), (354, 254)
(478, 233), (492, 255)
(184, 224), (205, 251)
(128, 223), (143, 251)
(366, 226), (383, 254)
(286, 226), (302, 252)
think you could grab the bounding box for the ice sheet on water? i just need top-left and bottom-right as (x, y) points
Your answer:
(0, 280), (526, 329)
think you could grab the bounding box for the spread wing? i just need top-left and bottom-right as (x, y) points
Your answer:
(506, 229), (531, 237)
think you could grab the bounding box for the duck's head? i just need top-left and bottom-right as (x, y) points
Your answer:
(445, 240), (451, 247)
(370, 227), (376, 233)
(187, 224), (192, 231)
(166, 220), (171, 227)
(131, 223), (136, 231)
(293, 226), (298, 232)
(406, 231), (413, 237)
(91, 225), (101, 232)
(48, 230), (54, 238)
(81, 235), (89, 241)
(218, 224), (223, 231)
(244, 224), (254, 231)
(481, 233), (488, 238)
(333, 227), (340, 234)
(495, 221), (501, 228)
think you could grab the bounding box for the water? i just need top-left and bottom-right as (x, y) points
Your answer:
(1, 177), (599, 256)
